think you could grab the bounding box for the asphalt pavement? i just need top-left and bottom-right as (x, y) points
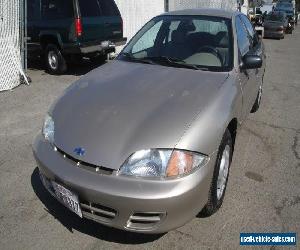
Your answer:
(0, 27), (299, 250)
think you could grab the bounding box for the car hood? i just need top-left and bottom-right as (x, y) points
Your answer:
(51, 60), (229, 170)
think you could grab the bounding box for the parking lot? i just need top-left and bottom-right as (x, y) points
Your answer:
(0, 26), (299, 249)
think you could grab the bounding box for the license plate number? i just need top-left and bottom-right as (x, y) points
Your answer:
(51, 182), (82, 218)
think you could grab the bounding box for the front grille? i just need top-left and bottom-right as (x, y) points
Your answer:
(55, 146), (113, 175)
(127, 212), (166, 230)
(80, 200), (117, 223)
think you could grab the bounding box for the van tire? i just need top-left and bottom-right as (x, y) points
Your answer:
(45, 44), (67, 74)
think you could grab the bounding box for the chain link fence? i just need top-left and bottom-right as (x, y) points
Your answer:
(0, 0), (28, 92)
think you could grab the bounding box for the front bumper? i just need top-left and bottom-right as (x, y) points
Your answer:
(264, 30), (284, 38)
(33, 134), (215, 233)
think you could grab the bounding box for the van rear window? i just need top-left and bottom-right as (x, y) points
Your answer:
(78, 0), (120, 17)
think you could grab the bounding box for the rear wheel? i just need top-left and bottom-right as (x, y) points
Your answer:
(201, 129), (233, 216)
(45, 44), (67, 74)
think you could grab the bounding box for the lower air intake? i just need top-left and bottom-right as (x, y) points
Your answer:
(80, 200), (117, 223)
(127, 212), (166, 230)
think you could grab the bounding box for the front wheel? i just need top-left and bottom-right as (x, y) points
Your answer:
(201, 129), (233, 216)
(45, 44), (67, 74)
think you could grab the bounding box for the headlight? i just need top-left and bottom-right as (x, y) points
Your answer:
(118, 149), (208, 178)
(43, 114), (55, 144)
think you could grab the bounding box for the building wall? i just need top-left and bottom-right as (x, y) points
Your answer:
(168, 0), (238, 11)
(115, 0), (165, 43)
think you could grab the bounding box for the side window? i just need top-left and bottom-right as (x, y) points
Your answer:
(235, 16), (251, 57)
(100, 0), (120, 16)
(240, 15), (255, 39)
(41, 0), (74, 20)
(132, 21), (163, 54)
(240, 15), (258, 47)
(27, 0), (37, 21)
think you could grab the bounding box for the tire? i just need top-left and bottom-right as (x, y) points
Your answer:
(201, 129), (233, 217)
(45, 44), (67, 74)
(251, 85), (263, 113)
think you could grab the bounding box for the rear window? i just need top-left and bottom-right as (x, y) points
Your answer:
(78, 0), (120, 17)
(41, 0), (74, 20)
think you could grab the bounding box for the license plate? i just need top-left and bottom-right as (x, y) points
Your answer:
(52, 182), (82, 218)
(39, 173), (82, 218)
(101, 41), (110, 48)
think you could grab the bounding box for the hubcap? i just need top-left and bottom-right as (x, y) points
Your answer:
(48, 51), (58, 70)
(217, 145), (230, 200)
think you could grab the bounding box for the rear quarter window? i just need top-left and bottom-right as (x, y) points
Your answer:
(78, 0), (101, 17)
(100, 0), (120, 16)
(41, 0), (74, 20)
(78, 0), (120, 17)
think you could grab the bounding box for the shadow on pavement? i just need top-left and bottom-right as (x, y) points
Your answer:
(31, 168), (164, 244)
(27, 58), (105, 76)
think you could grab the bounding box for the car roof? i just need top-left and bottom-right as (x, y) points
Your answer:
(161, 8), (239, 19)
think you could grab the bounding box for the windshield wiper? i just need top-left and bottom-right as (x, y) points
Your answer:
(121, 54), (211, 70)
(143, 56), (202, 70)
(120, 52), (156, 65)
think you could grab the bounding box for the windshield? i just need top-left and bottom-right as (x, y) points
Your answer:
(119, 15), (233, 72)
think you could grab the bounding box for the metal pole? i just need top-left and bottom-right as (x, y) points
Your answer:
(165, 0), (169, 12)
(24, 0), (27, 71)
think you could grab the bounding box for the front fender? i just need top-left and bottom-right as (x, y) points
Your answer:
(176, 72), (242, 156)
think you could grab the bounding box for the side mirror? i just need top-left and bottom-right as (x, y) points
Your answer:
(240, 54), (262, 70)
